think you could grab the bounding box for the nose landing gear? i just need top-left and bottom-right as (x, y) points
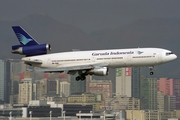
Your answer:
(149, 67), (154, 75)
(150, 71), (154, 75)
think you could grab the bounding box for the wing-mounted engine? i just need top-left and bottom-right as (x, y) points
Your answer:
(87, 67), (109, 76)
(12, 44), (51, 56)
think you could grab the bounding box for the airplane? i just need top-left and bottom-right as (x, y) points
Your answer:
(11, 26), (177, 81)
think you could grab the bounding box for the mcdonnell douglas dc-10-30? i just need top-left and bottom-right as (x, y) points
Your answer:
(11, 26), (177, 81)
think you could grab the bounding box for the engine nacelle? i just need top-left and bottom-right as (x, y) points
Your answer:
(87, 67), (109, 76)
(12, 44), (51, 56)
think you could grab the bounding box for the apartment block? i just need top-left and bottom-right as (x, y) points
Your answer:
(67, 93), (104, 112)
(18, 78), (36, 104)
(164, 95), (176, 111)
(173, 79), (180, 109)
(105, 95), (129, 110)
(87, 79), (112, 100)
(116, 67), (131, 97)
(126, 110), (179, 120)
(158, 78), (180, 110)
(158, 78), (174, 95)
(128, 97), (140, 110)
(157, 91), (165, 112)
(140, 77), (157, 110)
(36, 78), (48, 100)
(131, 67), (141, 99)
(60, 81), (70, 97)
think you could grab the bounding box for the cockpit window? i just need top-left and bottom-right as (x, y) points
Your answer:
(166, 52), (173, 56)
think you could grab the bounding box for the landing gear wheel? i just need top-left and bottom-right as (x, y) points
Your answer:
(76, 71), (87, 81)
(76, 76), (81, 81)
(81, 76), (86, 81)
(150, 71), (154, 75)
(149, 66), (154, 75)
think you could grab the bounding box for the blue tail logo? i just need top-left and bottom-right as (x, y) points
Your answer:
(12, 26), (39, 46)
(16, 33), (33, 45)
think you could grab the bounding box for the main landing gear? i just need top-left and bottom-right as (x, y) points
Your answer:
(76, 73), (87, 81)
(149, 67), (154, 75)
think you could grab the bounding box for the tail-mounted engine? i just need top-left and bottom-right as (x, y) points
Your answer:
(12, 44), (51, 56)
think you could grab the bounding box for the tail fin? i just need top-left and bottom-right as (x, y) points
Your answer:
(12, 26), (51, 56)
(12, 26), (39, 46)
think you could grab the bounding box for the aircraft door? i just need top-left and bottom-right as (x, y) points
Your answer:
(157, 53), (162, 63)
(126, 55), (132, 66)
(47, 58), (52, 66)
(92, 57), (96, 62)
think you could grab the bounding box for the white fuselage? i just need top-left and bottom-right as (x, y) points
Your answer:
(22, 48), (177, 69)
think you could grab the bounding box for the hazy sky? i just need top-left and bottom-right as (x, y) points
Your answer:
(0, 0), (180, 78)
(1, 0), (180, 33)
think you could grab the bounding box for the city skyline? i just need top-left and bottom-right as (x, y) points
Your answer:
(1, 59), (180, 109)
(0, 58), (180, 119)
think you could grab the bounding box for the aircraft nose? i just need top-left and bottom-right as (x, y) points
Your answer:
(168, 54), (177, 62)
(172, 54), (177, 60)
(163, 53), (177, 63)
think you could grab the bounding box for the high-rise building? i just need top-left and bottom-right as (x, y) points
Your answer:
(86, 75), (92, 92)
(157, 91), (165, 112)
(131, 67), (140, 99)
(148, 78), (157, 110)
(158, 78), (174, 95)
(36, 78), (48, 100)
(0, 60), (5, 103)
(116, 67), (140, 98)
(116, 67), (131, 97)
(173, 79), (180, 109)
(140, 77), (158, 110)
(60, 81), (70, 97)
(164, 95), (176, 111)
(0, 59), (11, 103)
(4, 60), (11, 103)
(18, 78), (36, 104)
(10, 60), (32, 104)
(47, 80), (56, 95)
(87, 79), (112, 100)
(158, 78), (180, 110)
(10, 61), (27, 78)
(56, 79), (61, 95)
(70, 74), (86, 94)
(140, 76), (149, 110)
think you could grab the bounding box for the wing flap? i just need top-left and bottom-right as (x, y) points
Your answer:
(36, 65), (93, 73)
(35, 63), (108, 73)
(22, 60), (42, 64)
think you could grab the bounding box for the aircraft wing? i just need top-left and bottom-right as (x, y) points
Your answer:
(35, 63), (108, 73)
